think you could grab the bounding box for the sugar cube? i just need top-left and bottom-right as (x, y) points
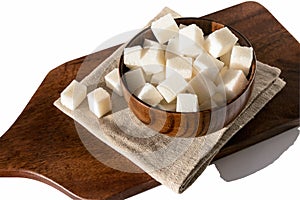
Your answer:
(137, 83), (163, 106)
(205, 27), (238, 58)
(143, 39), (166, 50)
(166, 55), (193, 80)
(124, 68), (146, 94)
(60, 80), (87, 110)
(151, 14), (179, 44)
(178, 24), (205, 57)
(186, 74), (217, 104)
(141, 47), (165, 75)
(193, 52), (222, 81)
(124, 46), (143, 69)
(150, 71), (165, 85)
(87, 87), (112, 118)
(157, 72), (188, 103)
(229, 46), (253, 75)
(214, 66), (229, 85)
(176, 93), (199, 112)
(221, 69), (248, 101)
(104, 68), (123, 96)
(165, 36), (180, 59)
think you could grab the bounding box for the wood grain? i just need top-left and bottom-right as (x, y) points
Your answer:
(0, 45), (159, 200)
(0, 2), (299, 200)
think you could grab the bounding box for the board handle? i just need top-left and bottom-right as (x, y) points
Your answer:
(0, 66), (84, 199)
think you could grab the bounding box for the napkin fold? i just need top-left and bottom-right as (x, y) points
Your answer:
(54, 7), (286, 193)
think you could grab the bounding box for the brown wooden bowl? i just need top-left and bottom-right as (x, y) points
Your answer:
(119, 18), (256, 137)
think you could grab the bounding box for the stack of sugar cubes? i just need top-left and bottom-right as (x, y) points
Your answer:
(60, 13), (253, 118)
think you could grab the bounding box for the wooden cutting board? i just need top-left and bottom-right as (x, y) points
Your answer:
(0, 2), (299, 200)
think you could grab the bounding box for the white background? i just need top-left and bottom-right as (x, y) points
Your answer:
(0, 0), (299, 199)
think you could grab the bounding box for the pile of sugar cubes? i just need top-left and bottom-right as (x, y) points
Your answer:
(60, 13), (253, 118)
(123, 14), (253, 112)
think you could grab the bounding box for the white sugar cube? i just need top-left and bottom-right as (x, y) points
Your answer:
(124, 68), (146, 94)
(124, 46), (143, 69)
(157, 99), (176, 111)
(142, 64), (164, 77)
(165, 36), (180, 59)
(205, 27), (238, 58)
(186, 74), (217, 104)
(229, 46), (253, 75)
(157, 72), (188, 103)
(178, 24), (205, 57)
(221, 69), (248, 101)
(60, 80), (87, 110)
(220, 48), (232, 66)
(193, 52), (222, 81)
(143, 39), (166, 50)
(151, 13), (179, 44)
(141, 47), (165, 75)
(137, 83), (163, 106)
(179, 24), (204, 46)
(214, 66), (229, 85)
(87, 87), (112, 118)
(166, 55), (193, 80)
(214, 57), (225, 70)
(176, 93), (199, 112)
(104, 68), (123, 96)
(143, 39), (160, 47)
(150, 71), (165, 85)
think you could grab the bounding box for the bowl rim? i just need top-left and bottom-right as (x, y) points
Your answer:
(119, 17), (256, 114)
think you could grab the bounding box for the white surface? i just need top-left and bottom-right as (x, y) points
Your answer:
(0, 0), (299, 199)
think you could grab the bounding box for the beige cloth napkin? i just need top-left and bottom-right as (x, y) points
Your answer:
(54, 8), (286, 193)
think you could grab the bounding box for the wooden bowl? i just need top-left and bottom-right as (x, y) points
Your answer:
(119, 18), (256, 137)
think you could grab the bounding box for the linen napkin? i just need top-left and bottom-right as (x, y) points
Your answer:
(54, 7), (286, 193)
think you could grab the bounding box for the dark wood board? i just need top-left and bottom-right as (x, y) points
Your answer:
(0, 2), (299, 200)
